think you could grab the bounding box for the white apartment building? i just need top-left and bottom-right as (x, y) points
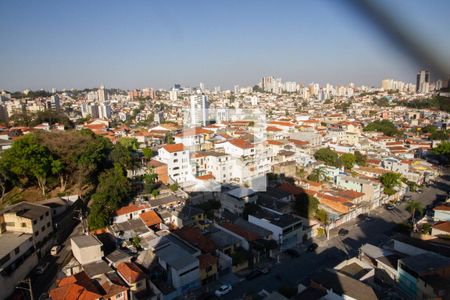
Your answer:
(157, 143), (193, 183)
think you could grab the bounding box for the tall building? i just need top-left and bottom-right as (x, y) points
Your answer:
(98, 85), (107, 102)
(416, 70), (430, 93)
(98, 102), (112, 119)
(190, 91), (209, 126)
(261, 76), (274, 92)
(46, 95), (60, 111)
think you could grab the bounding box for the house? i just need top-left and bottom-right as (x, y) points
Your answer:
(117, 262), (149, 300)
(336, 175), (382, 206)
(0, 232), (39, 299)
(1, 201), (53, 249)
(156, 143), (193, 183)
(139, 210), (162, 230)
(49, 272), (104, 300)
(148, 159), (169, 185)
(154, 237), (201, 294)
(432, 221), (450, 237)
(310, 269), (378, 300)
(71, 235), (104, 265)
(167, 205), (205, 229)
(248, 207), (302, 250)
(113, 204), (152, 224)
(221, 187), (257, 215)
(434, 205), (450, 221)
(397, 253), (450, 299)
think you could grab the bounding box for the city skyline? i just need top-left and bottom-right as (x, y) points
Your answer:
(1, 0), (449, 91)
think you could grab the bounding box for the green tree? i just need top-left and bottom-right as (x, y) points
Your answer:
(430, 130), (449, 141)
(292, 192), (319, 218)
(406, 200), (424, 230)
(432, 141), (450, 156)
(363, 120), (400, 136)
(165, 133), (174, 144)
(119, 137), (139, 151)
(354, 151), (367, 166)
(0, 134), (57, 195)
(340, 153), (356, 170)
(379, 172), (402, 195)
(142, 148), (153, 161)
(314, 148), (342, 167)
(315, 208), (329, 224)
(307, 167), (327, 182)
(110, 143), (132, 169)
(169, 183), (179, 192)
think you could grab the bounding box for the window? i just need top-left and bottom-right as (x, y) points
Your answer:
(173, 159), (178, 163)
(40, 216), (43, 221)
(41, 226), (45, 231)
(14, 247), (20, 254)
(0, 254), (10, 265)
(47, 222), (51, 228)
(35, 231), (39, 236)
(33, 220), (37, 225)
(21, 222), (27, 228)
(5, 222), (15, 227)
(45, 211), (49, 216)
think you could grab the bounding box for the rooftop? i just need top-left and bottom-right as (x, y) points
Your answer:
(71, 235), (103, 249)
(250, 207), (302, 229)
(227, 187), (256, 199)
(0, 232), (33, 261)
(400, 252), (450, 275)
(2, 201), (50, 220)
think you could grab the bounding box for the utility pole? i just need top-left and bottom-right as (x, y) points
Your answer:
(16, 278), (34, 300)
(74, 208), (86, 234)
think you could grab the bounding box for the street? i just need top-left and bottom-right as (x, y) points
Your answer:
(213, 174), (450, 300)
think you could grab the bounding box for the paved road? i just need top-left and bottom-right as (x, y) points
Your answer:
(217, 174), (450, 300)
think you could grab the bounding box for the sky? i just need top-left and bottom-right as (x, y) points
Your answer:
(1, 0), (449, 91)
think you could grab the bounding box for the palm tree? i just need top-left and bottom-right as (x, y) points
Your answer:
(308, 167), (327, 182)
(406, 201), (424, 231)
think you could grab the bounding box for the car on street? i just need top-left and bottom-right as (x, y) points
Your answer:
(307, 243), (318, 252)
(246, 270), (262, 280)
(51, 245), (61, 256)
(338, 228), (349, 236)
(215, 284), (232, 297)
(284, 249), (301, 257)
(256, 267), (270, 274)
(385, 204), (395, 211)
(35, 262), (50, 275)
(403, 195), (412, 202)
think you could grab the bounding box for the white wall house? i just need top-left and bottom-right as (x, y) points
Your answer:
(157, 143), (193, 183)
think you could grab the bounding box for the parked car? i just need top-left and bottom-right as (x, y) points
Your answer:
(307, 243), (318, 252)
(51, 245), (61, 256)
(385, 204), (395, 211)
(35, 262), (50, 275)
(215, 284), (232, 297)
(338, 228), (349, 236)
(256, 267), (270, 274)
(284, 249), (300, 257)
(357, 213), (371, 221)
(403, 195), (412, 202)
(246, 270), (262, 280)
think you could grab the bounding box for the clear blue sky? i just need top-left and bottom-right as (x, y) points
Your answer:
(1, 0), (449, 91)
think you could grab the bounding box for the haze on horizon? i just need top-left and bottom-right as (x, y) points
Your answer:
(1, 0), (449, 91)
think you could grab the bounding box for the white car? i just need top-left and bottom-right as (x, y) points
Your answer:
(51, 245), (61, 256)
(215, 284), (232, 297)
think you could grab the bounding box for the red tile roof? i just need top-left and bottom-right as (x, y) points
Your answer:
(174, 227), (217, 253)
(199, 253), (217, 269)
(434, 205), (450, 212)
(50, 272), (103, 300)
(175, 127), (213, 137)
(115, 204), (150, 216)
(433, 221), (450, 233)
(221, 222), (260, 241)
(117, 262), (146, 284)
(229, 139), (254, 149)
(139, 210), (162, 227)
(197, 173), (215, 180)
(162, 143), (184, 152)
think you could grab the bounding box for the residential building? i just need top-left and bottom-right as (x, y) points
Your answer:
(71, 235), (104, 265)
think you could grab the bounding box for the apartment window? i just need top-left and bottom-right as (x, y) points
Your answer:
(45, 211), (49, 216)
(173, 159), (178, 163)
(47, 222), (51, 228)
(174, 153), (177, 156)
(0, 254), (10, 265)
(41, 226), (45, 231)
(5, 222), (14, 227)
(14, 247), (20, 254)
(33, 220), (37, 225)
(35, 231), (39, 236)
(40, 216), (43, 220)
(21, 222), (27, 227)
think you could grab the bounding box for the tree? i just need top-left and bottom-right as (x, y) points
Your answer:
(88, 164), (131, 230)
(363, 120), (400, 136)
(379, 172), (402, 195)
(354, 151), (367, 166)
(406, 201), (424, 231)
(119, 137), (139, 151)
(169, 183), (179, 192)
(142, 148), (153, 161)
(292, 192), (319, 218)
(430, 130), (449, 141)
(432, 141), (450, 156)
(315, 209), (328, 224)
(165, 133), (174, 144)
(307, 167), (327, 182)
(340, 153), (356, 170)
(314, 148), (342, 167)
(109, 143), (132, 169)
(0, 134), (57, 195)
